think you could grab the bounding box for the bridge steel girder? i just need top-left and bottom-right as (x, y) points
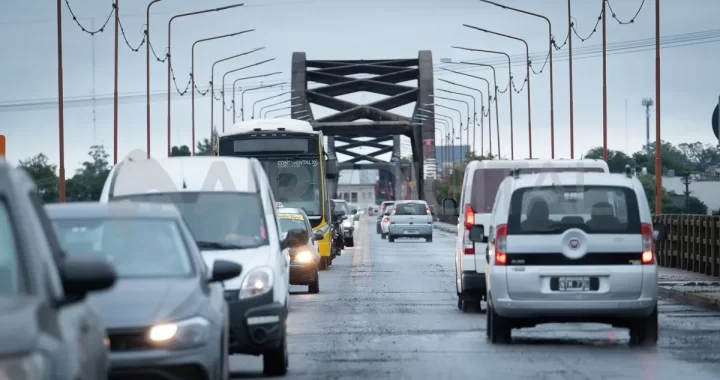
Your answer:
(289, 51), (436, 204)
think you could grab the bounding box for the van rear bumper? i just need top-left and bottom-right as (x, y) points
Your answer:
(493, 297), (656, 319)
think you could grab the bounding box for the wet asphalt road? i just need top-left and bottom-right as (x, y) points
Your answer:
(230, 217), (720, 379)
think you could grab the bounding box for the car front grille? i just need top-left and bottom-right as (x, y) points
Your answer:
(107, 328), (153, 351)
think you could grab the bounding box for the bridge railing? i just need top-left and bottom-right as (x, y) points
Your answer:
(654, 214), (720, 278)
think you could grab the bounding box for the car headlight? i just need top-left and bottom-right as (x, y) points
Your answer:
(294, 250), (314, 264)
(342, 220), (352, 228)
(239, 266), (274, 299)
(0, 353), (48, 380)
(148, 316), (210, 349)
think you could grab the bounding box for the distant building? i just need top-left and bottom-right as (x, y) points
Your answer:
(338, 170), (377, 207)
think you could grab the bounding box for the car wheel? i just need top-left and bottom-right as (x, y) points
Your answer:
(345, 237), (354, 247)
(457, 297), (463, 310)
(489, 305), (511, 344)
(376, 224), (382, 234)
(426, 235), (432, 243)
(381, 233), (386, 240)
(309, 272), (320, 294)
(388, 235), (395, 243)
(629, 305), (658, 347)
(319, 257), (328, 270)
(262, 337), (288, 376)
(220, 331), (230, 380)
(485, 305), (491, 338)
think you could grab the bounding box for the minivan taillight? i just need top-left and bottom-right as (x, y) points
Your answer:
(640, 223), (654, 264)
(494, 224), (508, 265)
(463, 204), (475, 254)
(383, 217), (389, 223)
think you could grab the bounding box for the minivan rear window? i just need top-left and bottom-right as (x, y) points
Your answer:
(470, 167), (605, 213)
(394, 203), (427, 215)
(507, 185), (640, 235)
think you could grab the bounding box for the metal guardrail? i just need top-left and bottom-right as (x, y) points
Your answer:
(654, 214), (720, 278)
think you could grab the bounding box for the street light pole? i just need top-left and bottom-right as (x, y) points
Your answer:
(191, 30), (254, 155)
(452, 46), (514, 159)
(146, 0), (162, 158)
(439, 68), (492, 157)
(56, 0), (66, 202)
(209, 48), (265, 151)
(438, 88), (476, 158)
(251, 91), (292, 119)
(464, 24), (532, 158)
(167, 4), (244, 156)
(478, 0), (555, 158)
(431, 94), (469, 160)
(232, 72), (281, 123)
(438, 78), (484, 157)
(113, 0), (119, 164)
(458, 62), (501, 159)
(241, 83), (287, 121)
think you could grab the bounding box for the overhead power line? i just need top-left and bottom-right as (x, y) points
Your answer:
(2, 28), (719, 112)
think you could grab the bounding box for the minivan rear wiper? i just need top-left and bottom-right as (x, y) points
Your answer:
(197, 241), (250, 250)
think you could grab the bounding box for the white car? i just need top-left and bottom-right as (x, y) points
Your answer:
(99, 154), (299, 376)
(478, 167), (663, 346)
(447, 159), (610, 313)
(379, 205), (394, 239)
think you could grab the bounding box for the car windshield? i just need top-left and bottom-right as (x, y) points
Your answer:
(278, 214), (308, 234)
(507, 186), (640, 235)
(334, 201), (350, 215)
(0, 202), (23, 296)
(259, 158), (321, 217)
(394, 203), (427, 215)
(51, 218), (193, 278)
(113, 192), (269, 249)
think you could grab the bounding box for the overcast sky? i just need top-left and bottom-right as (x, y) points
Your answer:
(1, 0), (718, 175)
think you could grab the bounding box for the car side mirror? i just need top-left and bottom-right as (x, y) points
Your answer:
(341, 215), (348, 220)
(283, 228), (309, 249)
(469, 225), (488, 243)
(312, 231), (324, 241)
(351, 209), (357, 214)
(57, 256), (117, 307)
(325, 172), (338, 180)
(653, 223), (666, 243)
(442, 197), (458, 217)
(210, 260), (242, 283)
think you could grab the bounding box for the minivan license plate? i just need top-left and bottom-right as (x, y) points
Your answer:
(558, 276), (590, 291)
(404, 229), (418, 234)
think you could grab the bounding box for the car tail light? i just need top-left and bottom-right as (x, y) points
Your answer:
(425, 208), (431, 215)
(494, 224), (508, 265)
(641, 223), (654, 264)
(383, 217), (389, 222)
(463, 204), (475, 229)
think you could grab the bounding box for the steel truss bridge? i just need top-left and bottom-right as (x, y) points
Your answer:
(290, 51), (437, 205)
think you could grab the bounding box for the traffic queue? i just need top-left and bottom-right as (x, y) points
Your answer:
(0, 119), (358, 379)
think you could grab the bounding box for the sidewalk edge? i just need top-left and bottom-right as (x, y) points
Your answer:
(659, 286), (720, 311)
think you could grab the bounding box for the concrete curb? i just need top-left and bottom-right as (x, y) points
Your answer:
(658, 286), (720, 311)
(433, 223), (456, 234)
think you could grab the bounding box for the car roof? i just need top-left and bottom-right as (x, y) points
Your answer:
(332, 199), (347, 202)
(221, 119), (318, 137)
(394, 200), (427, 204)
(465, 158), (609, 171)
(508, 172), (637, 190)
(105, 156), (259, 198)
(277, 207), (307, 216)
(45, 202), (181, 219)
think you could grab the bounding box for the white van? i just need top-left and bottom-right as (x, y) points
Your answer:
(99, 154), (298, 376)
(477, 168), (663, 345)
(446, 159), (609, 313)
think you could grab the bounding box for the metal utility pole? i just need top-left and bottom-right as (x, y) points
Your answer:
(91, 18), (97, 146)
(642, 97), (654, 156)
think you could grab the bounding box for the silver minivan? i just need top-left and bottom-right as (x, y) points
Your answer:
(387, 200), (433, 243)
(479, 170), (664, 346)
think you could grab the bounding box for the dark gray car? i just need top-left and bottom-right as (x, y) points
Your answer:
(46, 202), (243, 380)
(0, 161), (117, 380)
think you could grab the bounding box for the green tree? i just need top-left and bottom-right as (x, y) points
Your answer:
(584, 147), (635, 173)
(632, 140), (690, 175)
(170, 145), (191, 157)
(17, 153), (59, 202)
(677, 142), (720, 173)
(196, 129), (219, 156)
(66, 145), (112, 201)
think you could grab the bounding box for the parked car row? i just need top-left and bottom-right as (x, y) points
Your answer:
(0, 155), (331, 379)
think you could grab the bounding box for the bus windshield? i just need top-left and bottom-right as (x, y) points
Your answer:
(260, 158), (322, 217)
